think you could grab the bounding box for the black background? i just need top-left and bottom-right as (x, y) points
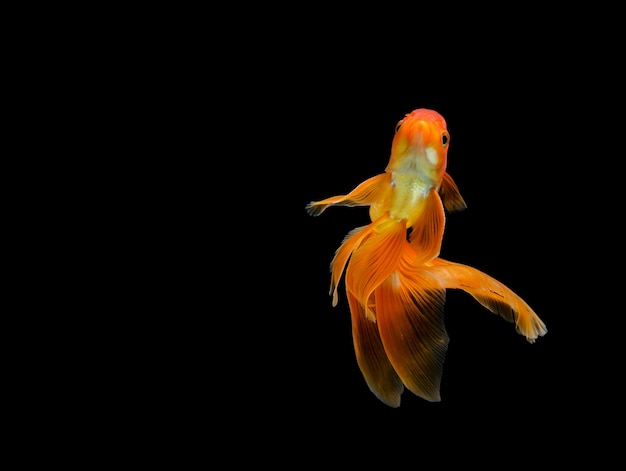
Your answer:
(27, 8), (623, 467)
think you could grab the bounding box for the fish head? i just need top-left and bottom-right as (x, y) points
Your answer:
(385, 108), (450, 184)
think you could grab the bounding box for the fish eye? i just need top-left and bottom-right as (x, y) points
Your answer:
(441, 132), (449, 147)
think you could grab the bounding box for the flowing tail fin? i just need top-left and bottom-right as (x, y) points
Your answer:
(347, 286), (404, 407)
(426, 258), (548, 342)
(373, 255), (449, 402)
(343, 229), (451, 404)
(350, 254), (547, 406)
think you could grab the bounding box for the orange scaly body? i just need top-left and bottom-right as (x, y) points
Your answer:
(307, 108), (547, 407)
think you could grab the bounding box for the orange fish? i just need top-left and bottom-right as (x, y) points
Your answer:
(306, 108), (547, 407)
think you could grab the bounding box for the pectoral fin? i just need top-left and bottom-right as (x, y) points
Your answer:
(306, 173), (390, 216)
(439, 172), (467, 213)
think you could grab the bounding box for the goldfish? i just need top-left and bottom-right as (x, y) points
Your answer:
(306, 108), (547, 407)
